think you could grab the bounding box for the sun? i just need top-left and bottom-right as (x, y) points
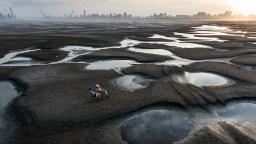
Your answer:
(227, 0), (256, 15)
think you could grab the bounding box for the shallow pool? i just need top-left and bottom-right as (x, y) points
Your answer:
(120, 101), (256, 144)
(172, 72), (230, 87)
(114, 75), (152, 92)
(86, 60), (137, 71)
(0, 81), (20, 143)
(0, 81), (19, 110)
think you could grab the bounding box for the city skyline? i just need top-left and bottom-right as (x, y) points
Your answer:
(1, 0), (256, 18)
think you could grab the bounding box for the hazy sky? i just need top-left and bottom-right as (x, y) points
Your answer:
(0, 0), (254, 17)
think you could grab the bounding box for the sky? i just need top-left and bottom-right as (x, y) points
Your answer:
(0, 0), (255, 18)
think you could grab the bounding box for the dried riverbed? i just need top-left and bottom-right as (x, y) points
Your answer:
(1, 21), (256, 144)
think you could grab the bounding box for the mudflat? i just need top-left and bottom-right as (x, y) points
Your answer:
(1, 21), (256, 144)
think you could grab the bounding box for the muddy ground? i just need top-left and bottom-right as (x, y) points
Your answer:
(1, 21), (256, 144)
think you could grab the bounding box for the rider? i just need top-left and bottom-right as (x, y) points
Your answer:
(95, 84), (103, 99)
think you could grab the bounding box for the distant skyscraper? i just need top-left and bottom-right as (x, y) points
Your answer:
(83, 10), (86, 16)
(123, 12), (127, 18)
(9, 7), (14, 17)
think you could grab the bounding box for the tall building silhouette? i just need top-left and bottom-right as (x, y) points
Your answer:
(9, 7), (14, 17)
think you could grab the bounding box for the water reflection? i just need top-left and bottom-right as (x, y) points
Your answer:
(86, 60), (137, 71)
(193, 30), (231, 36)
(174, 32), (226, 42)
(0, 81), (19, 110)
(120, 101), (256, 144)
(172, 72), (230, 87)
(2, 56), (43, 67)
(0, 24), (252, 67)
(193, 25), (232, 32)
(0, 49), (40, 65)
(0, 81), (20, 144)
(114, 75), (152, 92)
(53, 46), (96, 64)
(129, 47), (176, 57)
(149, 34), (211, 48)
(193, 25), (246, 37)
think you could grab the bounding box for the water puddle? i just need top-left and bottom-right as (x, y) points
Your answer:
(52, 46), (96, 64)
(0, 30), (215, 67)
(0, 49), (40, 65)
(54, 39), (140, 64)
(0, 25), (248, 67)
(114, 75), (152, 92)
(0, 81), (20, 143)
(120, 101), (256, 144)
(1, 56), (44, 67)
(150, 34), (179, 41)
(86, 60), (138, 71)
(149, 34), (211, 48)
(128, 47), (231, 67)
(119, 39), (141, 48)
(193, 25), (232, 32)
(156, 59), (193, 67)
(128, 47), (195, 67)
(174, 32), (226, 42)
(193, 30), (232, 36)
(193, 25), (246, 37)
(172, 72), (230, 87)
(0, 81), (19, 110)
(9, 57), (32, 61)
(129, 47), (175, 57)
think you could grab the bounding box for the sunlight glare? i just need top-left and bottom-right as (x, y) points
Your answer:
(227, 0), (256, 15)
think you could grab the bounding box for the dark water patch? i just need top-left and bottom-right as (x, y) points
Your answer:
(120, 101), (256, 144)
(0, 81), (19, 110)
(0, 81), (20, 144)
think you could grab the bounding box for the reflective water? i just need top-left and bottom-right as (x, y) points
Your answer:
(119, 39), (141, 48)
(52, 39), (140, 64)
(9, 57), (32, 61)
(193, 25), (232, 32)
(0, 39), (140, 66)
(193, 25), (246, 37)
(149, 34), (212, 48)
(150, 34), (179, 41)
(114, 75), (152, 92)
(129, 47), (176, 57)
(175, 32), (226, 42)
(193, 30), (232, 36)
(52, 45), (96, 64)
(1, 56), (43, 67)
(128, 47), (231, 67)
(86, 60), (137, 71)
(0, 49), (40, 65)
(0, 81), (20, 143)
(172, 72), (230, 87)
(120, 101), (256, 144)
(0, 24), (251, 67)
(0, 82), (19, 110)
